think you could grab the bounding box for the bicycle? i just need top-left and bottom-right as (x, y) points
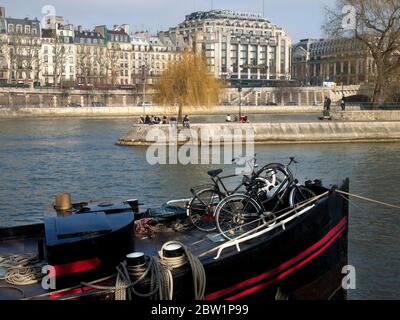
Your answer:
(214, 157), (317, 240)
(187, 156), (277, 232)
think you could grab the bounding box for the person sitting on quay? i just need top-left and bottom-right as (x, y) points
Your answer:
(153, 116), (161, 125)
(183, 115), (190, 128)
(239, 115), (249, 123)
(144, 115), (151, 125)
(161, 116), (168, 124)
(138, 115), (145, 124)
(226, 114), (232, 122)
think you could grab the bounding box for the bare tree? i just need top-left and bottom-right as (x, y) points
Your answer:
(76, 45), (92, 85)
(53, 42), (67, 86)
(104, 46), (122, 86)
(325, 0), (400, 103)
(7, 34), (41, 83)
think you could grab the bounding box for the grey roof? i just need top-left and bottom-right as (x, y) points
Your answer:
(309, 38), (366, 56)
(5, 17), (40, 26)
(185, 10), (269, 23)
(5, 17), (40, 37)
(149, 36), (163, 46)
(74, 30), (104, 39)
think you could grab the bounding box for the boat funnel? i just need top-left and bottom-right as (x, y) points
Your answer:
(55, 193), (72, 211)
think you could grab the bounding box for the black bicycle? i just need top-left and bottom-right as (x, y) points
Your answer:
(214, 157), (316, 240)
(187, 156), (276, 232)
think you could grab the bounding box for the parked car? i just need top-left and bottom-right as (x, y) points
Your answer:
(265, 102), (278, 106)
(287, 101), (298, 106)
(137, 101), (153, 107)
(220, 101), (232, 106)
(66, 103), (82, 108)
(91, 102), (106, 107)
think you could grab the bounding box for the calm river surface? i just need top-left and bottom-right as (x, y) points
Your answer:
(0, 116), (399, 300)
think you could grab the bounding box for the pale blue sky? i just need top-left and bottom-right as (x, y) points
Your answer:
(0, 0), (333, 42)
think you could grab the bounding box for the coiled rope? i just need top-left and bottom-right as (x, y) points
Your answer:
(82, 256), (173, 300)
(0, 253), (45, 286)
(159, 241), (206, 300)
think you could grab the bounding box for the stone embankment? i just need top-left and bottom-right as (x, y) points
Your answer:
(117, 121), (400, 146)
(331, 110), (400, 121)
(0, 106), (323, 118)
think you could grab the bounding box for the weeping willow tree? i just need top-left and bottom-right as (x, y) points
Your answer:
(154, 52), (222, 121)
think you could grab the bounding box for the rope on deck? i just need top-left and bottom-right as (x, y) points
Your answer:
(0, 253), (45, 286)
(336, 190), (400, 210)
(82, 256), (173, 300)
(159, 241), (206, 300)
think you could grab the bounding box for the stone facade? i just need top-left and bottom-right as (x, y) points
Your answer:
(0, 6), (292, 90)
(161, 10), (292, 84)
(0, 16), (41, 84)
(292, 38), (373, 86)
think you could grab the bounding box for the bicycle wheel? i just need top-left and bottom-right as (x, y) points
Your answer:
(289, 186), (317, 208)
(215, 194), (263, 240)
(188, 188), (222, 232)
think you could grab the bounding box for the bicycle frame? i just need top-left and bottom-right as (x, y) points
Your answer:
(210, 174), (246, 197)
(207, 156), (259, 196)
(250, 162), (296, 214)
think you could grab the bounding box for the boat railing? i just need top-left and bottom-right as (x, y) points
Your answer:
(198, 190), (330, 260)
(213, 204), (316, 260)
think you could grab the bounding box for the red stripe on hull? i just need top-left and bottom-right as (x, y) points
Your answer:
(205, 217), (347, 300)
(226, 224), (347, 300)
(51, 258), (101, 277)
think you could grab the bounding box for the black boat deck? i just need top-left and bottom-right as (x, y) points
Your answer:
(0, 223), (243, 300)
(0, 182), (347, 301)
(0, 232), (45, 300)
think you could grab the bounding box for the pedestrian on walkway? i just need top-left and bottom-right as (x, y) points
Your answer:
(341, 95), (346, 111)
(183, 115), (190, 128)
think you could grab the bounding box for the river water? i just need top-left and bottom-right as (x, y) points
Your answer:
(0, 116), (399, 300)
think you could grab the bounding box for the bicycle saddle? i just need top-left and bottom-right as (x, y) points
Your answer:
(207, 169), (223, 177)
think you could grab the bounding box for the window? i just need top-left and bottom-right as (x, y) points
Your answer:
(32, 28), (37, 35)
(8, 24), (14, 33)
(25, 25), (30, 34)
(16, 25), (22, 33)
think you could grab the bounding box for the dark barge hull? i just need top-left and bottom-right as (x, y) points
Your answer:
(166, 180), (349, 301)
(0, 179), (349, 301)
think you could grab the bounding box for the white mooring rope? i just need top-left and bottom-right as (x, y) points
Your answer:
(159, 241), (206, 300)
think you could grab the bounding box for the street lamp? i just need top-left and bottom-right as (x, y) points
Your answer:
(141, 63), (147, 114)
(238, 80), (242, 121)
(341, 72), (344, 97)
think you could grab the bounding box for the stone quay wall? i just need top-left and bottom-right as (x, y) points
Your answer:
(0, 105), (326, 118)
(117, 122), (400, 146)
(331, 110), (400, 121)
